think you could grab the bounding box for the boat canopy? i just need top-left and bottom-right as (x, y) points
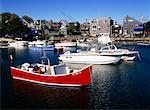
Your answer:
(98, 35), (112, 44)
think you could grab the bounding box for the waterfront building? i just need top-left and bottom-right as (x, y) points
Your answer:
(34, 20), (51, 35)
(99, 17), (114, 36)
(59, 20), (69, 36)
(89, 17), (114, 37)
(123, 16), (144, 37)
(90, 19), (99, 36)
(111, 22), (122, 37)
(49, 20), (61, 30)
(22, 19), (38, 39)
(33, 20), (61, 39)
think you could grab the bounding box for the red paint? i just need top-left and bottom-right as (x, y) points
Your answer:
(11, 65), (92, 87)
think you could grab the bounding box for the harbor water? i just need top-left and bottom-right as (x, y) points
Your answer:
(1, 44), (150, 109)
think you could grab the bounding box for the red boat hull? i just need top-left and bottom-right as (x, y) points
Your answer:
(11, 65), (92, 87)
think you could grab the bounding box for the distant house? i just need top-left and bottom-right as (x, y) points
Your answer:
(90, 19), (99, 36)
(34, 20), (51, 35)
(99, 17), (114, 36)
(89, 17), (114, 37)
(111, 22), (122, 37)
(59, 20), (69, 36)
(22, 19), (38, 39)
(123, 16), (144, 37)
(49, 20), (61, 30)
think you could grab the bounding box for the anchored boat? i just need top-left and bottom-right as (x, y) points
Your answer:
(59, 51), (120, 65)
(98, 35), (139, 61)
(11, 57), (92, 87)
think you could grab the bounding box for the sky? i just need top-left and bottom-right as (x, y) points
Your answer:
(1, 0), (150, 24)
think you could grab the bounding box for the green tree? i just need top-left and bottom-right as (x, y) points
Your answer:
(22, 15), (34, 23)
(0, 12), (28, 38)
(0, 12), (12, 36)
(67, 22), (81, 35)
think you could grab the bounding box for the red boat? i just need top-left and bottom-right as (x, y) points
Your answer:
(11, 62), (92, 87)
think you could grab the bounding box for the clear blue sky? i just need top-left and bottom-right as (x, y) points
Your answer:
(1, 0), (150, 23)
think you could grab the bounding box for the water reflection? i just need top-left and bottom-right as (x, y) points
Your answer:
(13, 79), (91, 109)
(1, 45), (150, 109)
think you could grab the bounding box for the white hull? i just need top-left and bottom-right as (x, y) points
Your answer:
(55, 42), (77, 47)
(121, 56), (136, 61)
(99, 49), (138, 61)
(13, 77), (81, 87)
(137, 42), (150, 46)
(28, 41), (47, 47)
(59, 52), (120, 65)
(9, 41), (28, 48)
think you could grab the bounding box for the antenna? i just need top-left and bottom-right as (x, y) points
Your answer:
(58, 9), (77, 22)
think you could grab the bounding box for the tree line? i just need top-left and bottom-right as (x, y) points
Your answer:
(0, 13), (35, 40)
(0, 12), (81, 40)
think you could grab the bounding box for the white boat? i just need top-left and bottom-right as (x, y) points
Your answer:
(9, 41), (28, 48)
(97, 35), (139, 61)
(55, 41), (77, 48)
(28, 40), (46, 47)
(29, 41), (54, 51)
(59, 51), (120, 65)
(137, 42), (150, 46)
(0, 41), (9, 48)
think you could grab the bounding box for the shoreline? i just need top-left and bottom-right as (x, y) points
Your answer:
(0, 37), (150, 42)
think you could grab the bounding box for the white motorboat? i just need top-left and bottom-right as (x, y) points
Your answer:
(59, 51), (120, 65)
(28, 40), (54, 51)
(97, 35), (139, 61)
(55, 41), (77, 48)
(137, 42), (150, 46)
(9, 41), (28, 48)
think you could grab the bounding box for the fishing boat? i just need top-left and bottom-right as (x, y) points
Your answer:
(59, 51), (120, 65)
(11, 57), (92, 87)
(97, 35), (139, 61)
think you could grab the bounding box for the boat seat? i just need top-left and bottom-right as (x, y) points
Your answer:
(21, 63), (30, 71)
(51, 64), (69, 75)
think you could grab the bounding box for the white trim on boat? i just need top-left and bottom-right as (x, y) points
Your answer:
(13, 76), (82, 87)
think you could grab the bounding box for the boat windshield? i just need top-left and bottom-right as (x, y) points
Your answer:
(101, 46), (110, 50)
(110, 45), (116, 50)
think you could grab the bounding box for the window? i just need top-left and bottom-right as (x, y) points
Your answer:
(92, 26), (96, 28)
(110, 45), (116, 50)
(101, 47), (109, 50)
